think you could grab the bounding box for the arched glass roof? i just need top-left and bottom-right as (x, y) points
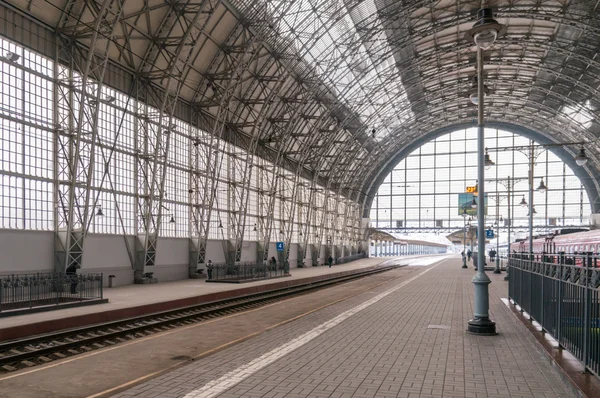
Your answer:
(3, 0), (599, 209)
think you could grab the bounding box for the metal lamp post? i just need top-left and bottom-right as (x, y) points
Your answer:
(462, 208), (468, 268)
(465, 7), (506, 335)
(493, 215), (502, 273)
(487, 140), (588, 262)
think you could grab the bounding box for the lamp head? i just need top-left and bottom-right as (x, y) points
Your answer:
(466, 8), (506, 50)
(95, 206), (104, 217)
(575, 147), (589, 166)
(536, 178), (547, 193)
(484, 149), (495, 170)
(169, 215), (175, 223)
(471, 198), (477, 209)
(519, 195), (527, 207)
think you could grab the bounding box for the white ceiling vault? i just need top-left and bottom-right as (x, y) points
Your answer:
(3, 0), (600, 210)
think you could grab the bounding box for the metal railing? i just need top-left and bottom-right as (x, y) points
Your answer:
(508, 252), (600, 377)
(0, 272), (103, 313)
(336, 253), (367, 265)
(206, 262), (289, 282)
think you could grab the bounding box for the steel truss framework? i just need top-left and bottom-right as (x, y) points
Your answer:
(0, 0), (600, 271)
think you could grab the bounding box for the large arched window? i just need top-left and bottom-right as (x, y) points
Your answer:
(370, 128), (590, 241)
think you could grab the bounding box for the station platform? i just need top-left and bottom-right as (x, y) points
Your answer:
(0, 256), (417, 342)
(106, 255), (578, 398)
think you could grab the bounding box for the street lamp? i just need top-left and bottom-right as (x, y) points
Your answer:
(493, 215), (502, 274)
(486, 139), (587, 257)
(464, 7), (506, 335)
(462, 208), (468, 268)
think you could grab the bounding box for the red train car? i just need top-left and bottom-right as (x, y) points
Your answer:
(510, 229), (600, 266)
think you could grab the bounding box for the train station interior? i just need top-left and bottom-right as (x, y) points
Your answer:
(0, 0), (599, 397)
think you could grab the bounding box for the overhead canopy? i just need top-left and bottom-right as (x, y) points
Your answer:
(6, 0), (600, 208)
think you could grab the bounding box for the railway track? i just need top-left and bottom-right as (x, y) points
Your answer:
(0, 264), (402, 373)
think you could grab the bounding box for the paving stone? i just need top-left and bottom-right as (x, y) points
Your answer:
(110, 257), (576, 398)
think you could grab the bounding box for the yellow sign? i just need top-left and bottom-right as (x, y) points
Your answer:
(466, 186), (477, 193)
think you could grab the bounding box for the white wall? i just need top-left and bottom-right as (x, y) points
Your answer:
(153, 238), (189, 282)
(83, 234), (135, 286)
(0, 229), (54, 274)
(240, 241), (258, 263)
(205, 240), (227, 264)
(0, 231), (325, 285)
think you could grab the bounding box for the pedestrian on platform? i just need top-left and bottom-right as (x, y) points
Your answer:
(270, 256), (277, 271)
(328, 255), (333, 268)
(65, 263), (81, 294)
(489, 248), (497, 263)
(467, 249), (472, 261)
(206, 260), (213, 280)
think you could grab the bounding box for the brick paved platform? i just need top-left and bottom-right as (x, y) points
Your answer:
(0, 256), (422, 342)
(111, 256), (576, 398)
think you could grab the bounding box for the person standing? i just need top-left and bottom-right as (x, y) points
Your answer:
(467, 249), (472, 261)
(328, 255), (333, 268)
(206, 260), (213, 280)
(65, 263), (80, 294)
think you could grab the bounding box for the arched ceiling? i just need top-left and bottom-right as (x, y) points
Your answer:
(5, 0), (600, 207)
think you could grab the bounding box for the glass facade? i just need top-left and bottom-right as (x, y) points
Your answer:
(0, 37), (361, 244)
(370, 128), (591, 240)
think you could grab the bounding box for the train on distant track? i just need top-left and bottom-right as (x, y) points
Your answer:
(510, 228), (600, 266)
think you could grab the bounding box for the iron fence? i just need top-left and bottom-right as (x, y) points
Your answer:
(508, 252), (600, 376)
(336, 253), (367, 265)
(0, 272), (103, 313)
(206, 262), (289, 282)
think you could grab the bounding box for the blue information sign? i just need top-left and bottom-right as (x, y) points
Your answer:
(475, 229), (495, 239)
(276, 242), (284, 252)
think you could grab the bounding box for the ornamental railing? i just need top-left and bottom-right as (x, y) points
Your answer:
(206, 262), (289, 282)
(0, 272), (103, 313)
(508, 252), (600, 377)
(336, 253), (367, 265)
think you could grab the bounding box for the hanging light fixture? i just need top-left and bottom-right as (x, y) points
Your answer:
(169, 215), (175, 223)
(253, 223), (257, 232)
(575, 147), (589, 166)
(218, 220), (223, 228)
(471, 198), (478, 208)
(527, 206), (537, 216)
(468, 76), (491, 105)
(484, 149), (495, 170)
(465, 8), (507, 50)
(95, 206), (104, 217)
(536, 178), (547, 193)
(519, 195), (527, 207)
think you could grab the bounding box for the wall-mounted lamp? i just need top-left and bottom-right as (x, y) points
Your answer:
(3, 52), (20, 62)
(95, 205), (104, 217)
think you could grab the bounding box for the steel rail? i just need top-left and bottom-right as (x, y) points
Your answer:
(0, 264), (402, 372)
